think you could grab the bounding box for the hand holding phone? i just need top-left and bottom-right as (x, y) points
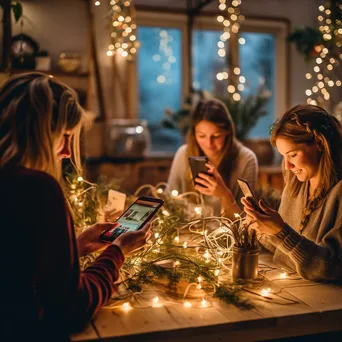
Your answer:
(237, 178), (266, 215)
(99, 196), (163, 243)
(188, 156), (209, 186)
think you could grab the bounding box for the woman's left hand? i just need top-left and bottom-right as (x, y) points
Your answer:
(194, 162), (230, 198)
(241, 197), (286, 235)
(77, 222), (119, 257)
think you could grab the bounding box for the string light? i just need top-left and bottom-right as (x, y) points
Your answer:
(184, 301), (192, 308)
(122, 302), (131, 311)
(305, 1), (342, 104)
(217, 0), (246, 101)
(280, 272), (287, 279)
(99, 0), (140, 59)
(171, 189), (179, 197)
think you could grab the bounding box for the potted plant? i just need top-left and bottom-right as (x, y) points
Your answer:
(219, 84), (273, 165)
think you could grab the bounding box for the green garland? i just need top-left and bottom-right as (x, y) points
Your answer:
(66, 175), (252, 309)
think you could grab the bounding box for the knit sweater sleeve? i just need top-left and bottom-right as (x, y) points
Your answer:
(24, 171), (124, 332)
(167, 144), (188, 193)
(267, 182), (342, 281)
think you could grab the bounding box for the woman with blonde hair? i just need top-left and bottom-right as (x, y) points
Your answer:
(242, 104), (342, 281)
(0, 72), (150, 341)
(168, 98), (258, 219)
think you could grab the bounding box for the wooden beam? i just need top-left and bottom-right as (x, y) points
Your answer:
(1, 0), (12, 72)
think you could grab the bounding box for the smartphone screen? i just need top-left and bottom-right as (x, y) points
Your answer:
(189, 156), (209, 186)
(100, 197), (163, 242)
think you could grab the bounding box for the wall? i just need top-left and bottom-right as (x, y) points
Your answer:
(1, 0), (323, 114)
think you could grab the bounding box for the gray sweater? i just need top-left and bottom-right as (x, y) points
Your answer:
(167, 144), (258, 216)
(260, 180), (342, 281)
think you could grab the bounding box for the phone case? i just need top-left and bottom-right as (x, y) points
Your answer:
(188, 156), (209, 185)
(237, 178), (266, 214)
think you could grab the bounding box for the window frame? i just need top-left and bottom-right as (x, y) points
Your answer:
(133, 10), (290, 147)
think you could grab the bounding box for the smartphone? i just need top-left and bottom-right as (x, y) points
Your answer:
(188, 156), (209, 186)
(237, 178), (266, 215)
(99, 196), (164, 242)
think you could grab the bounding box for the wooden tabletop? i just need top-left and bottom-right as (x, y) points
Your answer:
(71, 253), (342, 341)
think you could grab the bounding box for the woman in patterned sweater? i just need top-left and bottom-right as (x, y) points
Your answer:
(242, 104), (342, 281)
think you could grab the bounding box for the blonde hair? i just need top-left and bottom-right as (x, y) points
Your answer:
(0, 72), (84, 180)
(186, 98), (240, 191)
(270, 104), (342, 230)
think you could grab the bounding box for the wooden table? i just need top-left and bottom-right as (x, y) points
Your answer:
(72, 253), (342, 341)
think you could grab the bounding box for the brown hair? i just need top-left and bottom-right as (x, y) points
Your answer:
(270, 104), (342, 229)
(0, 72), (84, 180)
(186, 98), (240, 190)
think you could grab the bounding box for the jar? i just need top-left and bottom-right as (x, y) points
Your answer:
(58, 53), (81, 73)
(232, 246), (259, 281)
(106, 119), (151, 158)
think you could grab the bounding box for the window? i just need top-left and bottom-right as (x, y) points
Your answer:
(239, 32), (275, 137)
(136, 12), (288, 151)
(137, 26), (182, 151)
(192, 30), (227, 93)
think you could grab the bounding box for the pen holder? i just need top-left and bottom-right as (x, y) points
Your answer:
(232, 245), (259, 281)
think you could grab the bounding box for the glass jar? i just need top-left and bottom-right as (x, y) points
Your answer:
(106, 119), (151, 158)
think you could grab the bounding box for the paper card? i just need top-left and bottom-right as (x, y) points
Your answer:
(105, 189), (126, 213)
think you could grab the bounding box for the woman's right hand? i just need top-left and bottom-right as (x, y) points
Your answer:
(113, 223), (151, 256)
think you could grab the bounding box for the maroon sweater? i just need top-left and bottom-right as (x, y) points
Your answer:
(0, 166), (124, 341)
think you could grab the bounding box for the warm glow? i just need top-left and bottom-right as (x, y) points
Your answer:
(171, 190), (179, 197)
(261, 288), (270, 297)
(122, 302), (131, 311)
(184, 302), (192, 308)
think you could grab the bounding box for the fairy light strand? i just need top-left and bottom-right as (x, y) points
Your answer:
(96, 0), (140, 59)
(305, 1), (342, 104)
(217, 0), (246, 101)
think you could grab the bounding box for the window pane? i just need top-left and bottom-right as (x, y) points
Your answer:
(192, 30), (227, 96)
(137, 26), (182, 152)
(240, 32), (275, 138)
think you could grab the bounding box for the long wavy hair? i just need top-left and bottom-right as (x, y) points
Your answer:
(270, 104), (342, 229)
(0, 72), (84, 180)
(186, 98), (240, 190)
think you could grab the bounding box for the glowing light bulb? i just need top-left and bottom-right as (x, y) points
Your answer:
(215, 269), (220, 277)
(194, 207), (202, 215)
(95, 1), (101, 6)
(184, 301), (192, 308)
(280, 272), (287, 279)
(234, 213), (240, 218)
(157, 188), (163, 194)
(154, 233), (159, 239)
(162, 210), (170, 216)
(200, 299), (208, 307)
(171, 190), (179, 197)
(152, 296), (161, 307)
(122, 302), (131, 311)
(183, 241), (188, 248)
(197, 276), (203, 283)
(261, 288), (270, 297)
(174, 236), (179, 243)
